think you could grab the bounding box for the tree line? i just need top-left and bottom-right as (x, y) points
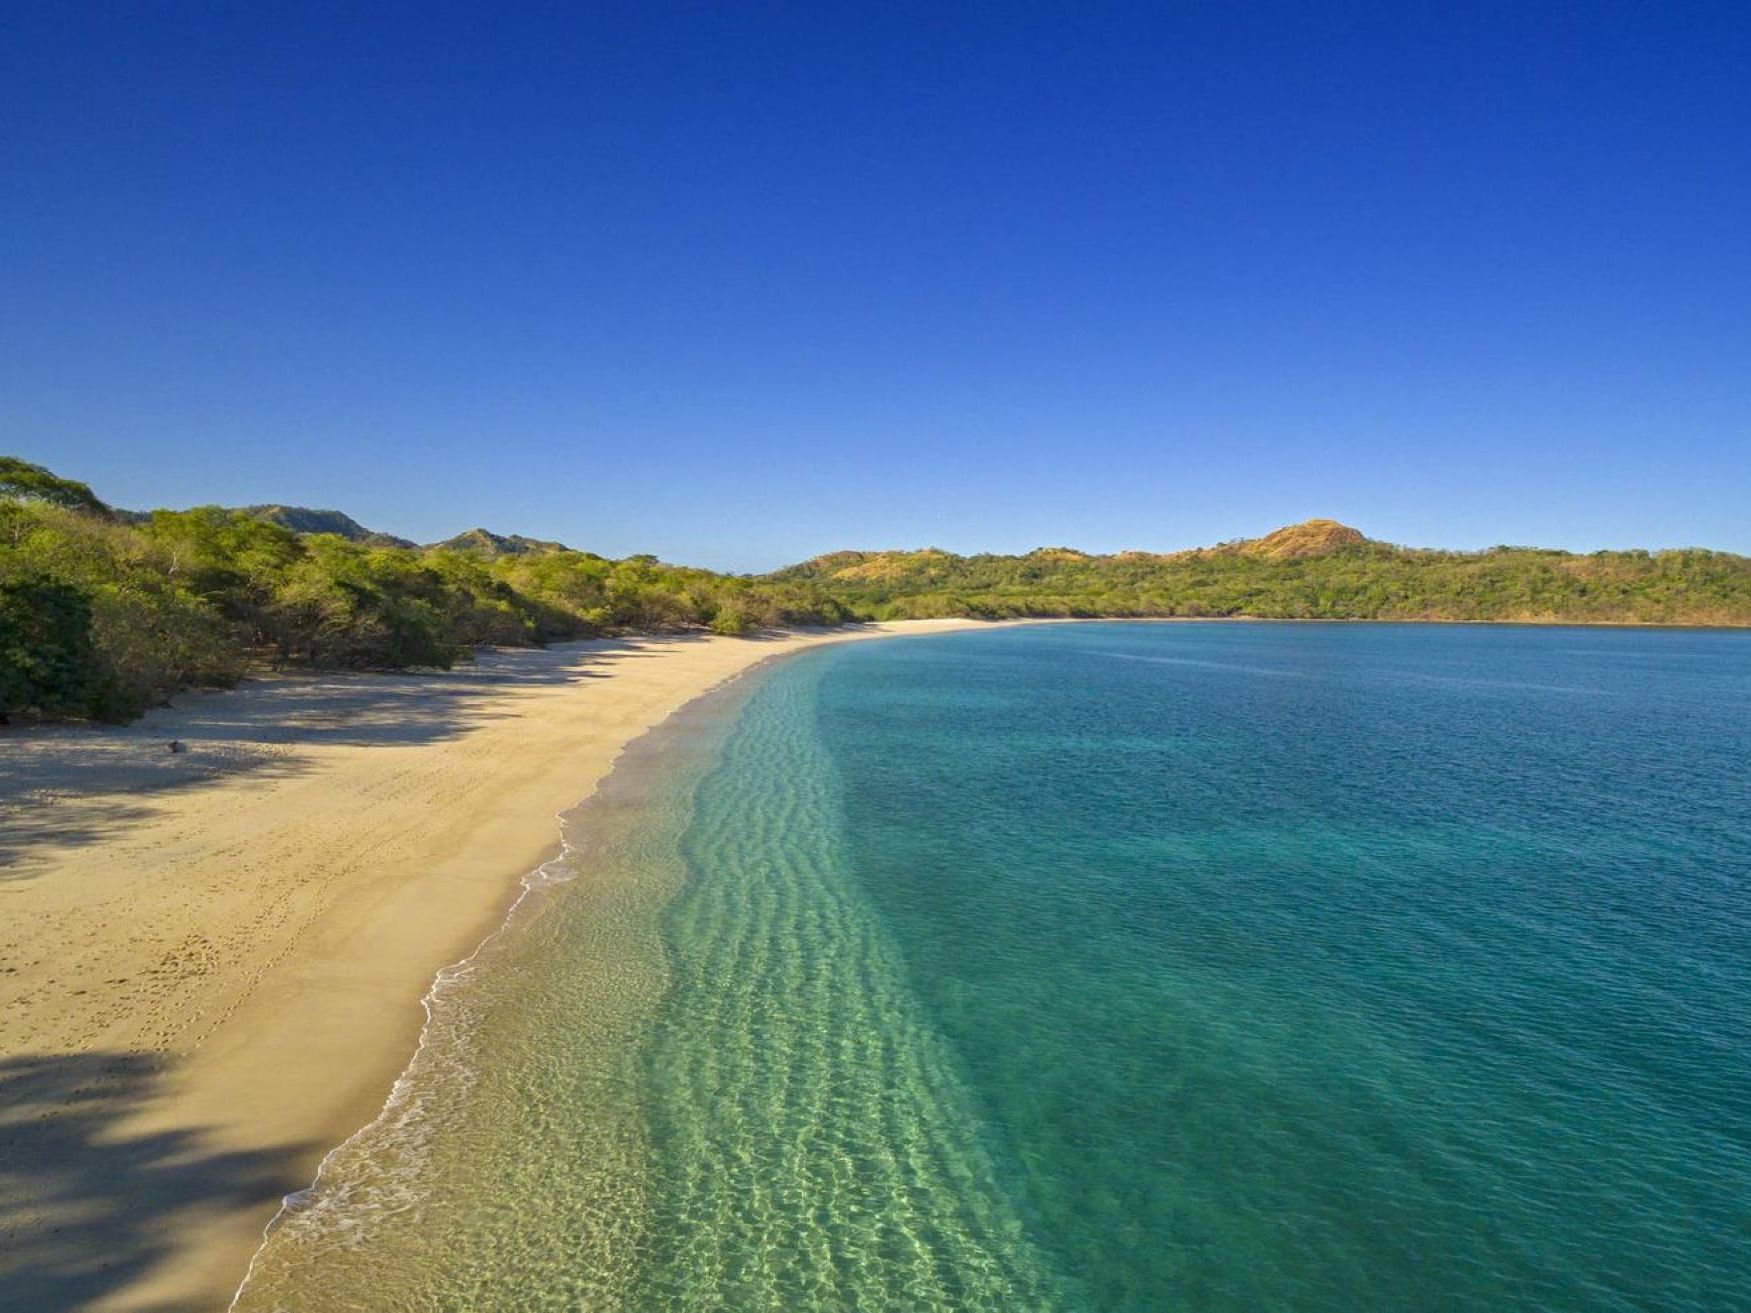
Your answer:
(6, 456), (1750, 723)
(0, 457), (849, 721)
(771, 538), (1751, 626)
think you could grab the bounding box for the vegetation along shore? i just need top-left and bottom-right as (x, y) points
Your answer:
(0, 619), (997, 1309)
(5, 454), (1750, 724)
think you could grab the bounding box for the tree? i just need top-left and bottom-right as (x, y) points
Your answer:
(709, 605), (755, 636)
(0, 457), (112, 517)
(0, 578), (98, 718)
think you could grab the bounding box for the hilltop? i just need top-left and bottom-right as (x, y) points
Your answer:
(5, 455), (1751, 724)
(232, 511), (575, 558)
(768, 519), (1751, 627)
(776, 519), (1373, 584)
(0, 457), (849, 722)
(240, 504), (416, 548)
(430, 527), (577, 557)
(1233, 518), (1368, 559)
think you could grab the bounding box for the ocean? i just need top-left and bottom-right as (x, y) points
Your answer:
(233, 622), (1751, 1310)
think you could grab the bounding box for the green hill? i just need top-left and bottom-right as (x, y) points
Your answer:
(242, 504), (415, 547)
(768, 519), (1751, 626)
(429, 527), (575, 557)
(0, 459), (848, 721)
(5, 454), (1751, 724)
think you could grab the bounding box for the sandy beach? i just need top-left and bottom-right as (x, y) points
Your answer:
(0, 620), (988, 1311)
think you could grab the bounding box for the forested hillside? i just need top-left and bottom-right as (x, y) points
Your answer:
(0, 458), (849, 721)
(5, 457), (1750, 724)
(771, 518), (1751, 626)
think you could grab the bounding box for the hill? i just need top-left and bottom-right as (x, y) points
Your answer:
(768, 519), (1751, 626)
(7, 455), (1751, 725)
(429, 527), (575, 557)
(1, 459), (850, 722)
(1233, 518), (1368, 559)
(242, 504), (416, 548)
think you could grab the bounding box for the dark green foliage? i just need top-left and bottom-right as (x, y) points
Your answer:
(0, 578), (99, 718)
(1, 498), (248, 720)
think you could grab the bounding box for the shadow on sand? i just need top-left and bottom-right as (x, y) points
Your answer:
(0, 633), (749, 878)
(0, 1051), (310, 1311)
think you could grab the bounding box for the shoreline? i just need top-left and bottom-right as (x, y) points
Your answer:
(963, 614), (1751, 630)
(0, 619), (1003, 1311)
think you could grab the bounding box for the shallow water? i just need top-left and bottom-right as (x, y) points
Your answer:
(236, 622), (1751, 1310)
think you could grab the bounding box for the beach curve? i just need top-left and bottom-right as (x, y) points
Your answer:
(0, 620), (993, 1311)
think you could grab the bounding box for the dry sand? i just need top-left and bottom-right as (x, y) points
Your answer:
(0, 620), (993, 1311)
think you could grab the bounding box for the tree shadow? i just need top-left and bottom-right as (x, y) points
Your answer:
(0, 1051), (309, 1310)
(0, 634), (715, 878)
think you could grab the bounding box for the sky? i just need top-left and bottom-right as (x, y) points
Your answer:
(3, 3), (1748, 571)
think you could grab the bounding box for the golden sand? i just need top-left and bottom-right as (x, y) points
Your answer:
(0, 621), (990, 1310)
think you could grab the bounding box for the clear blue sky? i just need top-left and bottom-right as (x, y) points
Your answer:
(4, 3), (1748, 570)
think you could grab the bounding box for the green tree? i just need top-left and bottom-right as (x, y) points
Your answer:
(0, 457), (111, 517)
(0, 578), (98, 718)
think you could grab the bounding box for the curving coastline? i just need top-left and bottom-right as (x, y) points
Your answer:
(0, 620), (995, 1311)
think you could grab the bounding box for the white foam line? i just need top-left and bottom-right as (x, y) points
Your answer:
(225, 815), (580, 1310)
(226, 658), (777, 1310)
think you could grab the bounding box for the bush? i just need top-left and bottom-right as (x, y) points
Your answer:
(709, 606), (755, 636)
(0, 577), (99, 718)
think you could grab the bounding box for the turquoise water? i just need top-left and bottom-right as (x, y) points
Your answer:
(237, 623), (1751, 1310)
